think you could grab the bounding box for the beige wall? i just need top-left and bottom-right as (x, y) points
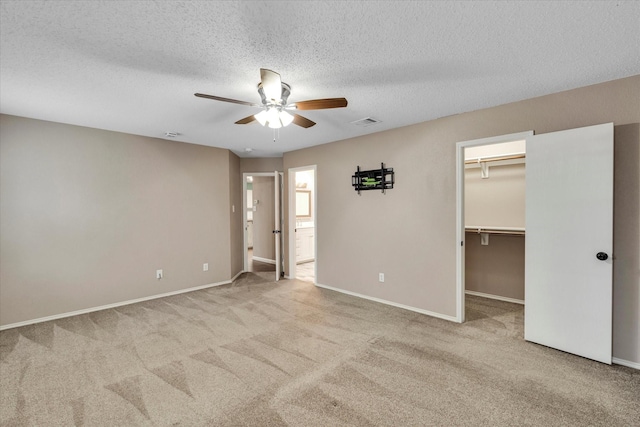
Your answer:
(240, 157), (283, 173)
(465, 163), (525, 228)
(283, 75), (640, 364)
(612, 123), (640, 365)
(0, 115), (237, 326)
(251, 176), (275, 261)
(464, 163), (526, 300)
(465, 234), (525, 301)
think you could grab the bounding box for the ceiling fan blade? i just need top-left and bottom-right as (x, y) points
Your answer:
(235, 114), (257, 125)
(195, 93), (261, 107)
(260, 68), (282, 102)
(291, 98), (348, 110)
(292, 114), (316, 128)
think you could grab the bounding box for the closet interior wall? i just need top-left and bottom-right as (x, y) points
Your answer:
(465, 146), (526, 302)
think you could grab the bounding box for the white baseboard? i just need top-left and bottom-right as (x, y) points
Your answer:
(612, 358), (640, 370)
(315, 283), (458, 322)
(252, 256), (276, 265)
(0, 275), (242, 331)
(465, 290), (524, 305)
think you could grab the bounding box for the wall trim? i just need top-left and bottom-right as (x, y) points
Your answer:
(315, 283), (458, 323)
(612, 358), (640, 370)
(465, 290), (525, 305)
(0, 275), (242, 331)
(252, 256), (276, 265)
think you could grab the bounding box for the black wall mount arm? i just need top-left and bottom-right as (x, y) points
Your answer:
(352, 163), (394, 195)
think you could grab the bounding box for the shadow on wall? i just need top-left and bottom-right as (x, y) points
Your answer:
(613, 122), (639, 363)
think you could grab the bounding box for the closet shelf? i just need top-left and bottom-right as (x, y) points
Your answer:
(465, 226), (525, 236)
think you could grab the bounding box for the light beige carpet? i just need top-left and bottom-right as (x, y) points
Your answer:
(1, 274), (638, 426)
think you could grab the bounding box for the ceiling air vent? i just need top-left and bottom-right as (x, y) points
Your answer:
(351, 117), (381, 127)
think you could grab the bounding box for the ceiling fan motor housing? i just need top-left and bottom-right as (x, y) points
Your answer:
(258, 82), (291, 106)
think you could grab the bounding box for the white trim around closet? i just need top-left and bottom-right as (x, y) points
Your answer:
(455, 130), (534, 323)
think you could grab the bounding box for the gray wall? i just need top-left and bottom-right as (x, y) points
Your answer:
(465, 234), (525, 301)
(0, 115), (237, 326)
(465, 163), (525, 228)
(465, 163), (525, 299)
(240, 157), (283, 173)
(283, 75), (640, 364)
(251, 176), (275, 261)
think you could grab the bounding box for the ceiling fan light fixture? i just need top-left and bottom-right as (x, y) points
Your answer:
(279, 110), (294, 127)
(266, 107), (282, 128)
(254, 110), (268, 126)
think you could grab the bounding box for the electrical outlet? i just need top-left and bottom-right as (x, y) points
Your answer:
(156, 269), (163, 279)
(379, 273), (385, 283)
(203, 263), (209, 272)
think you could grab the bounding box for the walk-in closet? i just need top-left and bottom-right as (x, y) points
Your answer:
(464, 140), (526, 304)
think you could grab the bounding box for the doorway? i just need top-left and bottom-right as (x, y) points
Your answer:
(463, 139), (527, 306)
(243, 172), (283, 281)
(455, 131), (533, 323)
(288, 165), (317, 283)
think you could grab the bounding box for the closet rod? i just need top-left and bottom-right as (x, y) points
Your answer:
(464, 153), (525, 165)
(465, 227), (525, 236)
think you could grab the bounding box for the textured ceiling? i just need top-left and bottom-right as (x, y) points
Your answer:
(1, 1), (639, 157)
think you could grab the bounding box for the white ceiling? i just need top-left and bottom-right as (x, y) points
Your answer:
(1, 1), (639, 158)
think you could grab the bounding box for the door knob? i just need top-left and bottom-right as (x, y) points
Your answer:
(596, 252), (608, 261)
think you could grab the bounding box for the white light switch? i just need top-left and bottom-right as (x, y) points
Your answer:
(379, 273), (385, 283)
(203, 263), (209, 271)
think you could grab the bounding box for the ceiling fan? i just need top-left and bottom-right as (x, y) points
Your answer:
(195, 68), (348, 129)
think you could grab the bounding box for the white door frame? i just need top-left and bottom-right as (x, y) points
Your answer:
(288, 165), (317, 282)
(455, 131), (533, 323)
(274, 171), (283, 281)
(243, 172), (283, 279)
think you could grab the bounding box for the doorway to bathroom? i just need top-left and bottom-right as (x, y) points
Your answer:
(288, 166), (317, 283)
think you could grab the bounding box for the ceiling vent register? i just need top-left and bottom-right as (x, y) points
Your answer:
(351, 117), (381, 127)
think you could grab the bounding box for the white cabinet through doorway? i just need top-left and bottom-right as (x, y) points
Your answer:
(296, 227), (315, 263)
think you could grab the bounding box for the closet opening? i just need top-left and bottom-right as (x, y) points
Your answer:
(455, 131), (533, 323)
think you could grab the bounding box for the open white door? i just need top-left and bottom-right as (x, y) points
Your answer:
(525, 123), (613, 364)
(274, 171), (281, 281)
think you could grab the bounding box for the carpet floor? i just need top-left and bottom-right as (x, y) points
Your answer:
(1, 274), (638, 426)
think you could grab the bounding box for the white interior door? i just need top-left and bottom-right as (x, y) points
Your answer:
(525, 123), (613, 364)
(274, 171), (281, 281)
